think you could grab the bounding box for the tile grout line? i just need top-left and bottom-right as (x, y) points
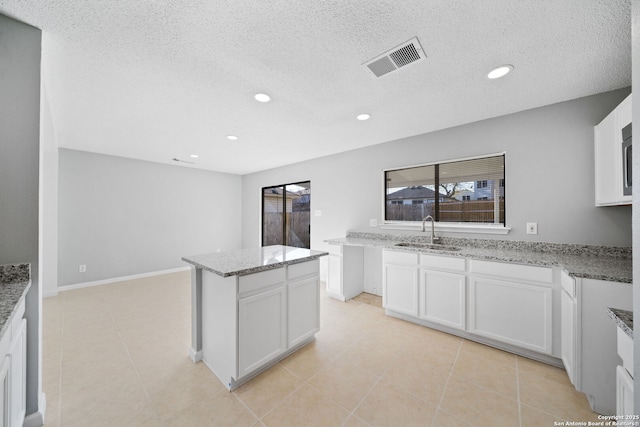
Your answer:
(429, 338), (464, 427)
(103, 293), (158, 420)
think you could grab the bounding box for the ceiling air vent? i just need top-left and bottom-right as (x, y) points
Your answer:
(364, 37), (426, 78)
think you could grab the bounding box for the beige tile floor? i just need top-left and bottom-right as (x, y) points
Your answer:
(43, 270), (600, 427)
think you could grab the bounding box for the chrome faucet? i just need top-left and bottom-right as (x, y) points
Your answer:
(421, 215), (436, 244)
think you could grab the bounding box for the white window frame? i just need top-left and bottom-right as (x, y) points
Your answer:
(381, 152), (511, 235)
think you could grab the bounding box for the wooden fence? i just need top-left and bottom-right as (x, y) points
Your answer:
(386, 199), (505, 223)
(263, 211), (311, 248)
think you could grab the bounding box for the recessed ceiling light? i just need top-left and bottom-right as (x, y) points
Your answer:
(226, 135), (238, 141)
(254, 93), (271, 103)
(189, 154), (199, 158)
(487, 64), (514, 79)
(357, 114), (371, 121)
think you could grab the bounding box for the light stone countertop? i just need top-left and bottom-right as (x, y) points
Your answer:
(325, 232), (632, 284)
(182, 245), (329, 277)
(0, 264), (31, 342)
(607, 307), (633, 338)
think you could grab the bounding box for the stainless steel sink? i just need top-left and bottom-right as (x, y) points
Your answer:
(394, 242), (461, 252)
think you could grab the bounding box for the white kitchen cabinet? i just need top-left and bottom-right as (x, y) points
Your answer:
(288, 276), (320, 348)
(0, 355), (9, 427)
(595, 93), (632, 206)
(0, 299), (26, 427)
(468, 276), (553, 354)
(617, 365), (634, 417)
(9, 319), (26, 427)
(200, 256), (322, 390)
(571, 278), (632, 415)
(383, 250), (419, 317)
(326, 245), (364, 301)
(238, 285), (287, 378)
(419, 254), (466, 330)
(560, 273), (579, 388)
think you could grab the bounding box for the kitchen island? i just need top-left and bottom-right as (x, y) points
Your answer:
(182, 245), (328, 390)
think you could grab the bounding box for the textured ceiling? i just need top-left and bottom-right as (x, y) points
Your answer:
(0, 0), (631, 174)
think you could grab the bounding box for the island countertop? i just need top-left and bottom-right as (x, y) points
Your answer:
(182, 245), (329, 277)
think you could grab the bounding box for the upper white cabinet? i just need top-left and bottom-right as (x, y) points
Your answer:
(594, 94), (632, 206)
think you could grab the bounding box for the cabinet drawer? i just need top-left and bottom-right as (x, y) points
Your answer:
(561, 271), (576, 298)
(470, 260), (552, 285)
(383, 250), (419, 265)
(239, 268), (286, 296)
(287, 259), (319, 281)
(420, 254), (465, 272)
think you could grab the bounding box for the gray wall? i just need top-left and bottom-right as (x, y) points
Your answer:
(58, 149), (242, 287)
(242, 88), (632, 250)
(0, 13), (42, 418)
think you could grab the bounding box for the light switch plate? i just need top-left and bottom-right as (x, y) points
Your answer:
(370, 219), (378, 227)
(526, 222), (538, 235)
(314, 210), (322, 217)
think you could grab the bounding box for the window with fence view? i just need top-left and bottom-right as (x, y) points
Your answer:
(262, 182), (311, 248)
(385, 154), (505, 225)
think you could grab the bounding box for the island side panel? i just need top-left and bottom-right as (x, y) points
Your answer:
(189, 266), (203, 362)
(202, 270), (238, 390)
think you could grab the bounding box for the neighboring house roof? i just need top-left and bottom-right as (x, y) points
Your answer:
(387, 186), (446, 200)
(264, 188), (300, 199)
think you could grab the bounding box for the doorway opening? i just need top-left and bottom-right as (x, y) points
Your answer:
(261, 181), (311, 249)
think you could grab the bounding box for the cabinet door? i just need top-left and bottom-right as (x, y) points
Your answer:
(0, 355), (9, 427)
(561, 290), (578, 387)
(9, 319), (25, 427)
(326, 254), (342, 298)
(595, 110), (619, 206)
(419, 269), (465, 330)
(469, 277), (552, 354)
(288, 277), (319, 348)
(616, 365), (634, 417)
(238, 286), (287, 378)
(383, 264), (419, 316)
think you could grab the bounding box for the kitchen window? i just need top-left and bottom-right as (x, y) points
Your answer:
(384, 154), (506, 227)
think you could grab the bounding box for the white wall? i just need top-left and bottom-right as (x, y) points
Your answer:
(58, 149), (242, 287)
(0, 13), (43, 420)
(241, 88), (632, 250)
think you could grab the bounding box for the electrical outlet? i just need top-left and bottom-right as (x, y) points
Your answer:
(526, 222), (538, 235)
(79, 264), (87, 273)
(369, 219), (378, 227)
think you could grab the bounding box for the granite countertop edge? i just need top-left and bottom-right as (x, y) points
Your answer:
(325, 234), (632, 284)
(607, 308), (633, 338)
(182, 249), (329, 277)
(0, 264), (31, 343)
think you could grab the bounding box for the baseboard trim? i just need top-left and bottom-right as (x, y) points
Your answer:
(58, 266), (191, 292)
(23, 392), (46, 427)
(189, 348), (203, 362)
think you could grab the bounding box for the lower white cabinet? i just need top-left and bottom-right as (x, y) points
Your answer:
(419, 269), (465, 330)
(288, 277), (320, 348)
(238, 286), (287, 378)
(202, 259), (320, 390)
(560, 271), (579, 387)
(0, 300), (26, 427)
(326, 245), (364, 301)
(383, 251), (419, 317)
(617, 365), (634, 417)
(468, 277), (552, 354)
(0, 355), (9, 427)
(9, 320), (26, 427)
